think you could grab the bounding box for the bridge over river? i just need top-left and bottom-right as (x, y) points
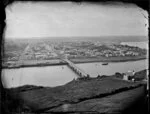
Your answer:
(62, 59), (89, 78)
(52, 46), (89, 78)
(18, 43), (89, 78)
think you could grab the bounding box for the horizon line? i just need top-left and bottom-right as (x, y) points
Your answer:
(4, 35), (148, 39)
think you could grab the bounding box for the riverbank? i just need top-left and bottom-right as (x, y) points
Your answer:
(2, 72), (148, 113)
(2, 55), (147, 69)
(2, 59), (67, 69)
(70, 56), (147, 64)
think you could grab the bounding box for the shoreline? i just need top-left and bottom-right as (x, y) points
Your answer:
(2, 56), (147, 69)
(70, 56), (147, 64)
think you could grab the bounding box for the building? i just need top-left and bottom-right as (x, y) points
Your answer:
(123, 70), (135, 81)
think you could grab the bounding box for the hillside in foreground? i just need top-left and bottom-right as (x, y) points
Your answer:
(2, 72), (148, 114)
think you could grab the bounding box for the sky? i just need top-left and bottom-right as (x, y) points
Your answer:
(5, 2), (148, 39)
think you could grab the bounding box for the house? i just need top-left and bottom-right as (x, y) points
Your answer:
(123, 70), (135, 81)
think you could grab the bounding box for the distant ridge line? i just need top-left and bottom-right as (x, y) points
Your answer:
(5, 36), (148, 42)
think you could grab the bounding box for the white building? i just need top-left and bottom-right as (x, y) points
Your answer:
(123, 70), (135, 81)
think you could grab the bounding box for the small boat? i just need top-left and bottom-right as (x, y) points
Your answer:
(102, 63), (108, 65)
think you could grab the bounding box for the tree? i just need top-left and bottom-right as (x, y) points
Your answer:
(97, 74), (101, 78)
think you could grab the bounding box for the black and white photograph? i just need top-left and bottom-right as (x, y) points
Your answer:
(0, 0), (149, 113)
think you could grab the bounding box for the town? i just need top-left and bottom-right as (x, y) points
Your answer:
(3, 39), (147, 67)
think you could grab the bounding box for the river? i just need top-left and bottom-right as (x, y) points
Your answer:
(2, 59), (148, 88)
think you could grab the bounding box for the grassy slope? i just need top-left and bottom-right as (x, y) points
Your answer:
(134, 69), (147, 81)
(47, 86), (146, 114)
(7, 77), (146, 113)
